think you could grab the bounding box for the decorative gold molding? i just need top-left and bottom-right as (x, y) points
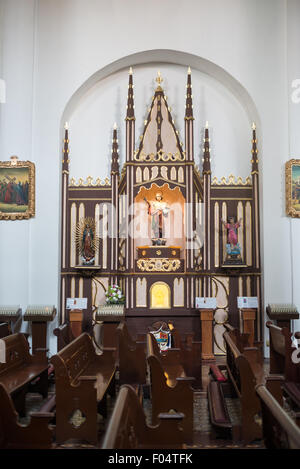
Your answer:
(134, 149), (186, 163)
(211, 197), (252, 201)
(69, 176), (111, 187)
(134, 176), (185, 188)
(211, 174), (252, 186)
(137, 258), (181, 272)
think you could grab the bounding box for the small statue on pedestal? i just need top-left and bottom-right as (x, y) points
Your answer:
(222, 216), (244, 266)
(144, 191), (170, 246)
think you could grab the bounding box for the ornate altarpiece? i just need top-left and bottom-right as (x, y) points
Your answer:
(59, 69), (262, 353)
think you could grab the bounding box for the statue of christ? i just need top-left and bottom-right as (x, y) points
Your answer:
(144, 191), (170, 245)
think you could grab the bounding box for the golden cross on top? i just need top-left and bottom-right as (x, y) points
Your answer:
(156, 71), (163, 85)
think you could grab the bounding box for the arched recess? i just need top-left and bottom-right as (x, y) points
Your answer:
(58, 49), (264, 318)
(61, 49), (261, 132)
(59, 49), (263, 233)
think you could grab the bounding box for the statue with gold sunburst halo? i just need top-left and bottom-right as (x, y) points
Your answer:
(75, 217), (99, 265)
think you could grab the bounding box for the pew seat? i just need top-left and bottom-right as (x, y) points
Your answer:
(0, 383), (53, 449)
(102, 384), (185, 449)
(207, 380), (232, 438)
(209, 364), (227, 382)
(0, 333), (49, 416)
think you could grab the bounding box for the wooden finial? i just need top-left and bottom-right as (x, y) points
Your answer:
(10, 155), (19, 166)
(156, 70), (163, 85)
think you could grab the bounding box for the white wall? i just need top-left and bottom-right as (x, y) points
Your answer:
(0, 0), (298, 354)
(287, 0), (300, 334)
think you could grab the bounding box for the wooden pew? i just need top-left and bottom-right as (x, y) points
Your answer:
(256, 383), (300, 449)
(0, 322), (11, 339)
(223, 322), (250, 351)
(53, 321), (75, 352)
(50, 332), (116, 445)
(167, 322), (202, 389)
(146, 332), (194, 443)
(207, 325), (251, 441)
(0, 383), (53, 449)
(0, 333), (49, 416)
(209, 327), (264, 443)
(117, 322), (146, 387)
(102, 384), (185, 449)
(266, 321), (299, 380)
(207, 379), (233, 440)
(266, 321), (300, 419)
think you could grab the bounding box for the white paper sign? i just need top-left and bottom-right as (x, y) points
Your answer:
(66, 298), (87, 310)
(195, 297), (217, 309)
(237, 297), (258, 309)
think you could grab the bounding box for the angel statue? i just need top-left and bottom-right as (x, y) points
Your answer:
(144, 191), (170, 246)
(75, 217), (99, 265)
(222, 216), (243, 264)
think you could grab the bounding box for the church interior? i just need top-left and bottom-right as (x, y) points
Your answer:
(0, 0), (300, 452)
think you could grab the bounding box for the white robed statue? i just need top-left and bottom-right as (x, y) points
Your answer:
(144, 191), (170, 245)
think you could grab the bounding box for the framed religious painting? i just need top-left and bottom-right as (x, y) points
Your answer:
(0, 156), (35, 220)
(286, 159), (300, 218)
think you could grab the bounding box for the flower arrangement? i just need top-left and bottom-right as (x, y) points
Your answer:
(105, 284), (125, 305)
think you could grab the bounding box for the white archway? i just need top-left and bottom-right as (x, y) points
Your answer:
(61, 49), (260, 130)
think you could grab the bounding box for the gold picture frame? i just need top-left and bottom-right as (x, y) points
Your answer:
(286, 159), (300, 218)
(0, 158), (35, 220)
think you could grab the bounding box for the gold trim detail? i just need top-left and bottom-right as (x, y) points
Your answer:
(134, 149), (186, 163)
(211, 174), (252, 186)
(69, 176), (111, 187)
(137, 258), (181, 272)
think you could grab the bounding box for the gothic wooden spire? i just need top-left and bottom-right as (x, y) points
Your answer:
(185, 67), (194, 121)
(62, 122), (70, 172)
(202, 122), (211, 174)
(111, 123), (119, 175)
(125, 67), (135, 163)
(184, 67), (194, 162)
(126, 67), (135, 121)
(251, 122), (259, 174)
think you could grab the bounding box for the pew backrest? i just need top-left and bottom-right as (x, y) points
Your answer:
(0, 323), (10, 339)
(267, 321), (299, 381)
(0, 333), (31, 377)
(117, 322), (146, 385)
(51, 333), (94, 384)
(256, 383), (300, 449)
(102, 384), (184, 449)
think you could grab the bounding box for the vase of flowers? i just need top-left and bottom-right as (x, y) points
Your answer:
(105, 284), (125, 305)
(95, 284), (125, 316)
